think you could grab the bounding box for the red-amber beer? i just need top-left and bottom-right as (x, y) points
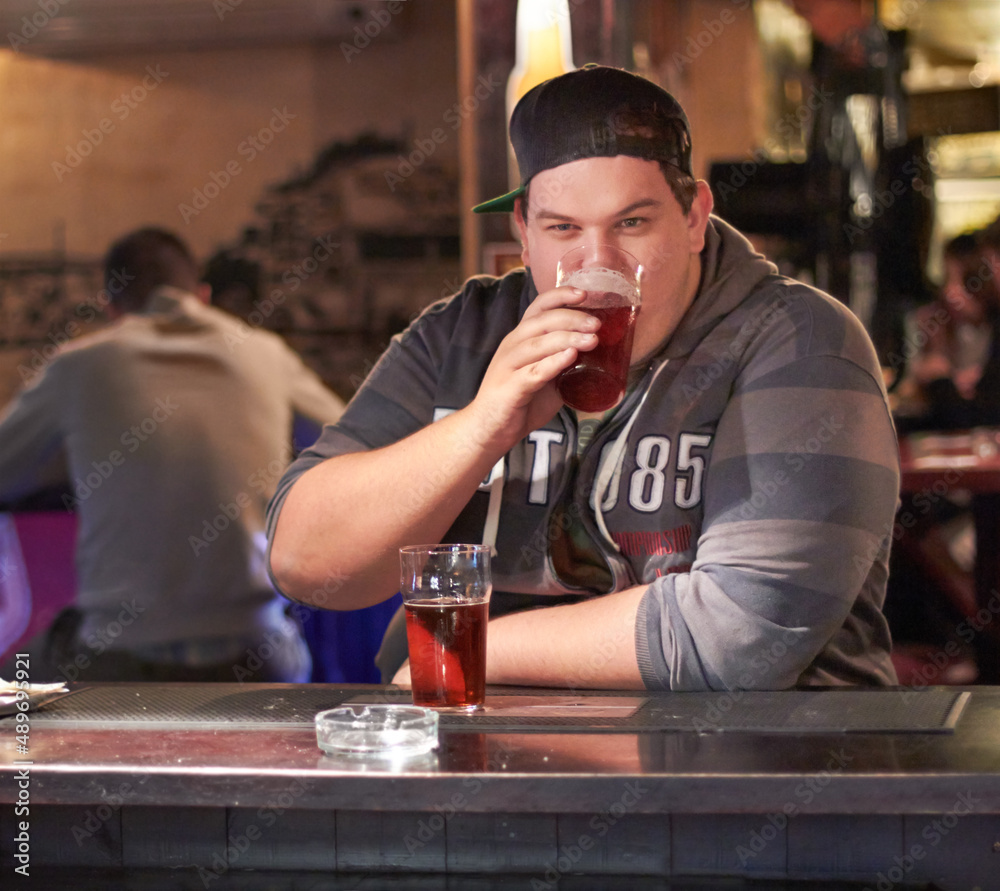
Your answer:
(405, 598), (489, 710)
(399, 544), (492, 711)
(556, 298), (638, 412)
(555, 246), (642, 413)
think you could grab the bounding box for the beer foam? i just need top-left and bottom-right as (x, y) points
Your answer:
(561, 266), (640, 304)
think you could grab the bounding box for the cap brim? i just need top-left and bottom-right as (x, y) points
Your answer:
(472, 185), (524, 214)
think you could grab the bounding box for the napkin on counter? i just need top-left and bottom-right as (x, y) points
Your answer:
(0, 678), (68, 696)
(0, 678), (70, 714)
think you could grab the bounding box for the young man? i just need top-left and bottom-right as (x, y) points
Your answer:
(0, 227), (346, 682)
(267, 66), (899, 690)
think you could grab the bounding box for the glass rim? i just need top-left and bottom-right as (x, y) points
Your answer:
(555, 243), (643, 303)
(399, 543), (492, 556)
(557, 242), (641, 264)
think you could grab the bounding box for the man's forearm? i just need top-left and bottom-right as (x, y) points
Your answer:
(485, 586), (646, 689)
(269, 403), (513, 609)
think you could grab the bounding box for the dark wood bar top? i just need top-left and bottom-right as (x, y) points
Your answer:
(2, 683), (999, 887)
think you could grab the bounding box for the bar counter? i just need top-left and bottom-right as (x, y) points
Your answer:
(2, 683), (1000, 888)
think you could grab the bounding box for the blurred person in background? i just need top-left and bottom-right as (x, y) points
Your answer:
(894, 230), (1000, 433)
(886, 226), (1000, 678)
(0, 227), (345, 682)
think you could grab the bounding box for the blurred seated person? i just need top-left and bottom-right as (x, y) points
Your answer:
(894, 230), (1000, 433)
(0, 227), (346, 683)
(886, 229), (1000, 666)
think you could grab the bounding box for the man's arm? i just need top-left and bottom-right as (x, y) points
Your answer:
(484, 585), (646, 688)
(269, 284), (600, 609)
(271, 403), (518, 609)
(392, 585), (646, 689)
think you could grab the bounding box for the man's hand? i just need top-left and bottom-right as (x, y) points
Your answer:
(269, 286), (602, 610)
(466, 285), (599, 451)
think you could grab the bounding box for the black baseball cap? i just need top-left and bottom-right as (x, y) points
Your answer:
(473, 64), (693, 214)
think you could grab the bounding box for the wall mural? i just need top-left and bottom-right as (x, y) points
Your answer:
(0, 133), (462, 400)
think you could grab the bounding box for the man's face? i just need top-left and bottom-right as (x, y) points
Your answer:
(942, 256), (988, 324)
(515, 154), (712, 363)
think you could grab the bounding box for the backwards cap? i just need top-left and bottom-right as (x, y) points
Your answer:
(473, 64), (693, 214)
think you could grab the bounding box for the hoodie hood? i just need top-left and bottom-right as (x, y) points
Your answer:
(656, 214), (778, 360)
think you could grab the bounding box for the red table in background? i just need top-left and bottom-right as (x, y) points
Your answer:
(898, 429), (1000, 683)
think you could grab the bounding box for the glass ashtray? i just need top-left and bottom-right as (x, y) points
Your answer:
(315, 704), (439, 759)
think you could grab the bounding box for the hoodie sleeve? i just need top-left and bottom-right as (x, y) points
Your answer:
(634, 289), (900, 691)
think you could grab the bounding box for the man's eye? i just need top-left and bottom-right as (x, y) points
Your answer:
(620, 217), (644, 228)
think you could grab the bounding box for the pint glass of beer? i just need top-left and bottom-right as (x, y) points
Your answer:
(555, 244), (642, 412)
(399, 544), (492, 711)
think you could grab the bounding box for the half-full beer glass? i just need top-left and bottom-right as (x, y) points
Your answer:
(399, 544), (492, 711)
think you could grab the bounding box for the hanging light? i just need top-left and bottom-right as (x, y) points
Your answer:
(506, 0), (576, 116)
(504, 0), (575, 207)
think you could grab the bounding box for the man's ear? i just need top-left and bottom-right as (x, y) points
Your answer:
(686, 180), (714, 255)
(513, 197), (530, 269)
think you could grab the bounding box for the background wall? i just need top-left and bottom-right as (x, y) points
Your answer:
(0, 2), (459, 260)
(0, 2), (463, 402)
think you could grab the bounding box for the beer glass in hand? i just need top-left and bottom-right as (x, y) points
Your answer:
(555, 244), (642, 412)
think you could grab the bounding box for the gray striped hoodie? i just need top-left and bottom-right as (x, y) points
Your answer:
(267, 216), (900, 690)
